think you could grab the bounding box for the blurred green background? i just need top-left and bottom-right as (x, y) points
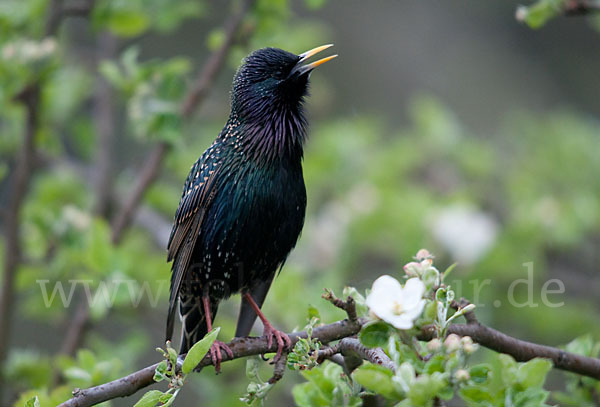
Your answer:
(1, 0), (599, 405)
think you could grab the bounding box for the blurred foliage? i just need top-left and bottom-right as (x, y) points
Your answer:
(517, 0), (600, 29)
(1, 0), (600, 406)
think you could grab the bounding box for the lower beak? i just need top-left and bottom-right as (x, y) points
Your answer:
(292, 44), (337, 76)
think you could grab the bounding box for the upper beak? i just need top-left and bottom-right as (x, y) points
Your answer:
(292, 44), (337, 76)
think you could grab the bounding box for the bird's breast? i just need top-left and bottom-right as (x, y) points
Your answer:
(198, 156), (306, 289)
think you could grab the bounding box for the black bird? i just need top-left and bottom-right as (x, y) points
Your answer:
(166, 45), (336, 371)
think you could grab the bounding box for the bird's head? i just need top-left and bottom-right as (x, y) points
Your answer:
(231, 45), (336, 121)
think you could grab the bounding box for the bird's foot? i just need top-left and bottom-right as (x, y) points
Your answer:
(209, 340), (234, 374)
(263, 322), (292, 363)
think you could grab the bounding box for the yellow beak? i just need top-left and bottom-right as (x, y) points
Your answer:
(297, 44), (337, 73)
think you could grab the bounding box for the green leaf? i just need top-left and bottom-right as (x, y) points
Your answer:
(441, 262), (457, 282)
(469, 364), (491, 384)
(99, 61), (124, 88)
(167, 347), (178, 369)
(459, 386), (495, 404)
(565, 334), (595, 357)
(407, 372), (448, 405)
(245, 356), (261, 381)
(24, 396), (40, 407)
(353, 363), (402, 400)
(133, 390), (163, 407)
(153, 360), (168, 382)
(394, 362), (416, 394)
(304, 0), (326, 10)
(106, 10), (150, 37)
(181, 327), (220, 374)
(307, 304), (321, 321)
(516, 0), (564, 29)
(498, 354), (518, 387)
(435, 287), (448, 303)
(513, 387), (550, 406)
(359, 321), (394, 348)
(516, 358), (552, 389)
(63, 367), (92, 383)
(424, 354), (445, 374)
(421, 267), (440, 289)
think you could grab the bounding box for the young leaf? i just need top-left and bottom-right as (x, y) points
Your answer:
(516, 358), (552, 389)
(133, 390), (163, 407)
(359, 321), (393, 348)
(24, 396), (40, 407)
(353, 363), (402, 400)
(181, 327), (220, 374)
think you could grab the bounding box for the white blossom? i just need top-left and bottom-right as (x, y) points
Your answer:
(366, 275), (426, 329)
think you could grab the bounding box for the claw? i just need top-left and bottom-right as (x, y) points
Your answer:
(209, 340), (233, 374)
(263, 324), (291, 363)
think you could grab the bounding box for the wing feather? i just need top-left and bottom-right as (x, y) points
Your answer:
(165, 155), (221, 341)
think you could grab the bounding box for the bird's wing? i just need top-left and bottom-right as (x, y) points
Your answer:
(165, 155), (221, 341)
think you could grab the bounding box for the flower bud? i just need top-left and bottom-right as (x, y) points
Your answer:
(426, 338), (442, 352)
(420, 258), (433, 269)
(460, 336), (473, 347)
(415, 249), (433, 261)
(463, 342), (479, 354)
(403, 262), (421, 277)
(454, 369), (470, 382)
(444, 334), (461, 352)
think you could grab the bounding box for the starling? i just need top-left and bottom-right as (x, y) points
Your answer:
(166, 45), (337, 371)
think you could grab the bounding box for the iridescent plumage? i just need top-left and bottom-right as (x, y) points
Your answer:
(165, 46), (335, 369)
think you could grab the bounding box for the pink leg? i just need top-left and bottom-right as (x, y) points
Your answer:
(202, 295), (233, 373)
(242, 292), (292, 362)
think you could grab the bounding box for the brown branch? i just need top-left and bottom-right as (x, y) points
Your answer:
(110, 142), (169, 244)
(338, 338), (395, 372)
(46, 0), (96, 35)
(109, 0), (257, 244)
(419, 316), (600, 380)
(59, 303), (91, 357)
(0, 83), (41, 400)
(180, 0), (255, 117)
(92, 32), (118, 218)
(57, 318), (362, 407)
(322, 289), (358, 324)
(56, 293), (600, 407)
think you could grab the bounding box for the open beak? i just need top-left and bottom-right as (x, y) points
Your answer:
(292, 44), (337, 76)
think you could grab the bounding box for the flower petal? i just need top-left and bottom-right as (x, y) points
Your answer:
(388, 314), (415, 330)
(401, 299), (426, 321)
(366, 275), (403, 311)
(400, 278), (426, 306)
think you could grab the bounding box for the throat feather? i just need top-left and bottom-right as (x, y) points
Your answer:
(240, 106), (307, 163)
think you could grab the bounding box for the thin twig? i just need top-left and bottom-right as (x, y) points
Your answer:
(322, 289), (359, 324)
(92, 32), (118, 218)
(0, 83), (40, 400)
(268, 353), (288, 384)
(180, 0), (256, 117)
(110, 142), (169, 244)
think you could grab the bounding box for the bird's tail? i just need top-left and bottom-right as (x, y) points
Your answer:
(178, 295), (219, 354)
